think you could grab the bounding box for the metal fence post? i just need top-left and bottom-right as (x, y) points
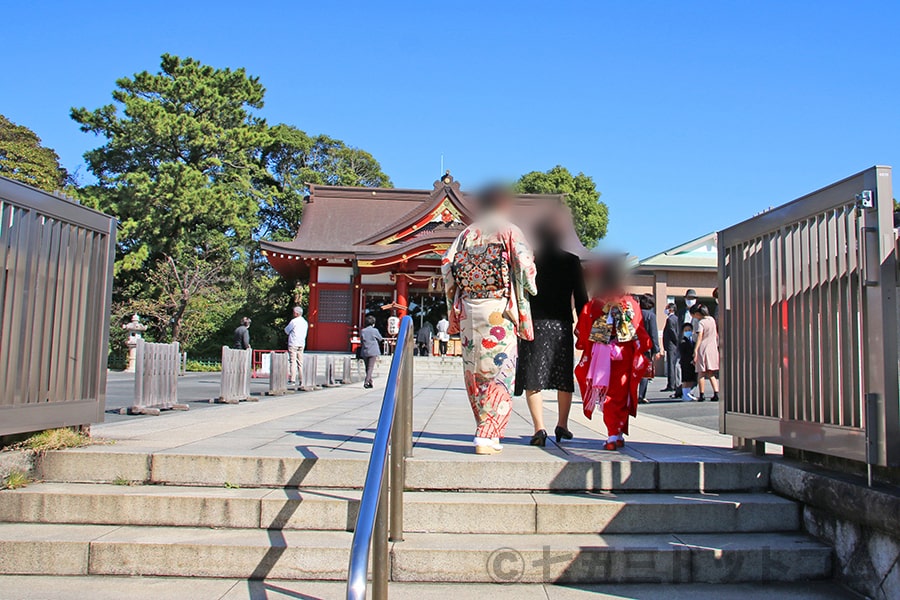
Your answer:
(403, 346), (414, 457)
(372, 467), (389, 600)
(390, 386), (404, 543)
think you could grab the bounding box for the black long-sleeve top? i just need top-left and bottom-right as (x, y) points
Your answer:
(641, 308), (660, 355)
(530, 248), (589, 323)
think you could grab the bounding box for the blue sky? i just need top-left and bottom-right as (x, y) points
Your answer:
(5, 1), (899, 257)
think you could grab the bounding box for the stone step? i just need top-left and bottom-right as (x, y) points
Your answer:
(393, 532), (833, 584)
(0, 577), (857, 600)
(38, 450), (771, 492)
(0, 484), (800, 534)
(0, 523), (831, 583)
(0, 523), (351, 580)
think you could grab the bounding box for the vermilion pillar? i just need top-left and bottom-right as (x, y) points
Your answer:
(308, 262), (319, 350)
(396, 273), (408, 318)
(351, 271), (362, 329)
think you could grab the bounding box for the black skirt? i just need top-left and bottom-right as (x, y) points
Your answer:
(515, 319), (575, 396)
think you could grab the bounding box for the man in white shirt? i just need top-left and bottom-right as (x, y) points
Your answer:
(284, 306), (309, 385)
(436, 314), (450, 356)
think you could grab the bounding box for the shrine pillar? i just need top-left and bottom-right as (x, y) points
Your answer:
(396, 273), (409, 318)
(351, 270), (362, 330)
(308, 262), (319, 349)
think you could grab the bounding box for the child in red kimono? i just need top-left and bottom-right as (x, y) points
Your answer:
(575, 274), (651, 450)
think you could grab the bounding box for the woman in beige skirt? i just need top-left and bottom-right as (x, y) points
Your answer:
(691, 303), (720, 402)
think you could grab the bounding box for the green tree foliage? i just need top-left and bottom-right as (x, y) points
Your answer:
(73, 54), (391, 353)
(257, 124), (392, 240)
(0, 114), (68, 192)
(514, 165), (608, 248)
(72, 54), (267, 276)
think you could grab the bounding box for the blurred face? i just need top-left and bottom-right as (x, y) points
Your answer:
(685, 297), (697, 307)
(493, 192), (514, 215)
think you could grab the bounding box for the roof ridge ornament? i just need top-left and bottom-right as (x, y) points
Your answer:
(434, 170), (457, 191)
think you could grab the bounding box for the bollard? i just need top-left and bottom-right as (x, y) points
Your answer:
(217, 346), (253, 403)
(267, 352), (289, 396)
(130, 339), (188, 415)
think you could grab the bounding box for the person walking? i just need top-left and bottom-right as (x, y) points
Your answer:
(515, 217), (588, 447)
(692, 303), (720, 402)
(661, 302), (682, 397)
(360, 315), (383, 389)
(636, 294), (661, 405)
(442, 185), (537, 455)
(233, 317), (251, 349)
(436, 314), (450, 356)
(575, 262), (652, 451)
(416, 321), (434, 356)
(284, 306), (308, 386)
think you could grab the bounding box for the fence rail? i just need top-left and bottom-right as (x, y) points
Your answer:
(132, 339), (187, 415)
(0, 177), (116, 436)
(719, 166), (899, 467)
(218, 346), (252, 403)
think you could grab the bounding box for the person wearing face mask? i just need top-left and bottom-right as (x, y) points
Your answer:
(681, 289), (699, 330)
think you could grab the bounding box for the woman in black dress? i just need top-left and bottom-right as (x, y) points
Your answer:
(515, 219), (588, 446)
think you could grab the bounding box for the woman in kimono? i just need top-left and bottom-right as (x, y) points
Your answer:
(575, 263), (651, 450)
(442, 186), (537, 455)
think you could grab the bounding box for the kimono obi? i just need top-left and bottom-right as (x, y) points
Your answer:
(451, 242), (511, 300)
(588, 300), (637, 344)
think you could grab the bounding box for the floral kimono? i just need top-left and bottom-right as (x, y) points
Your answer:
(574, 294), (651, 438)
(442, 215), (537, 440)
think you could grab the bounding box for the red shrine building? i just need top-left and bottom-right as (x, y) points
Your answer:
(261, 173), (587, 351)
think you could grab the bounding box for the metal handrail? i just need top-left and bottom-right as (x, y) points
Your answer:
(347, 316), (414, 600)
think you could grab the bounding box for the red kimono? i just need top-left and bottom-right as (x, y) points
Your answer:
(575, 294), (651, 437)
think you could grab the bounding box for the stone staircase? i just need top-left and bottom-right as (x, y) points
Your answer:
(380, 356), (463, 377)
(0, 448), (833, 587)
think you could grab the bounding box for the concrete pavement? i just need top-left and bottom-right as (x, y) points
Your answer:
(0, 576), (856, 599)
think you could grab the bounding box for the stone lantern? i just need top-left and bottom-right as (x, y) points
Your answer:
(122, 314), (147, 372)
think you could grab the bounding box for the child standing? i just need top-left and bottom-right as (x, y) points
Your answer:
(575, 269), (651, 451)
(679, 322), (697, 401)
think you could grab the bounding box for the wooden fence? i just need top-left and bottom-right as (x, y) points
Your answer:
(301, 355), (319, 391)
(218, 346), (252, 403)
(131, 338), (187, 415)
(342, 356), (356, 384)
(267, 352), (289, 396)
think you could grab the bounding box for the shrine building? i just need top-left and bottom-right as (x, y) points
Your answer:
(261, 173), (589, 351)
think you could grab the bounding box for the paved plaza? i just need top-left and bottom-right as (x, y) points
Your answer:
(89, 374), (758, 464)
